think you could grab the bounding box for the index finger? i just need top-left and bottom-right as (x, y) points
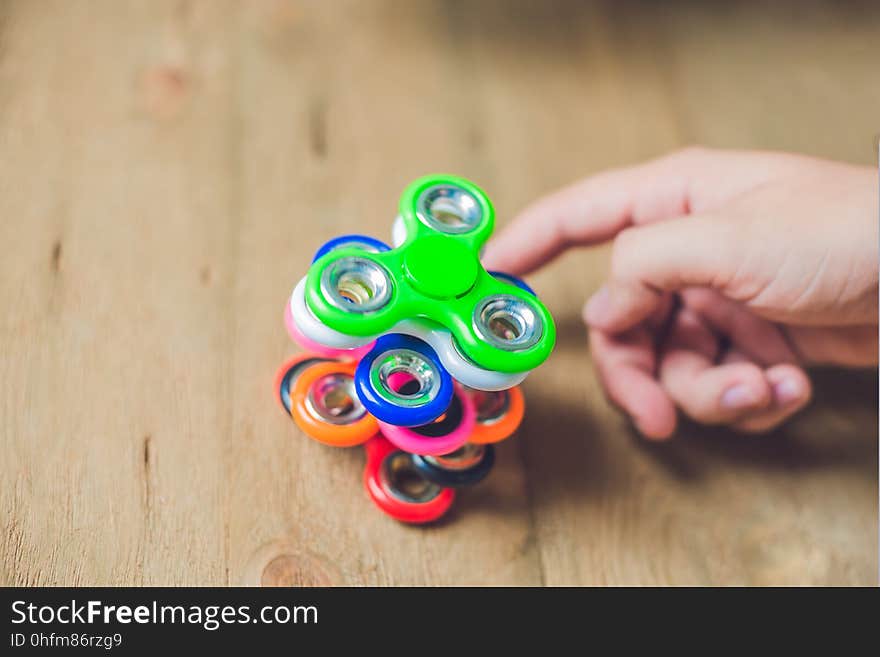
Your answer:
(481, 147), (800, 276)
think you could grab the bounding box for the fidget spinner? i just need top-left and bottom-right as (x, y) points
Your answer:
(274, 354), (522, 523)
(275, 175), (549, 523)
(275, 356), (523, 453)
(288, 174), (555, 371)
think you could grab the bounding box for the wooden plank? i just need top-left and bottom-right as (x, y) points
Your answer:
(0, 0), (241, 585)
(661, 0), (880, 163)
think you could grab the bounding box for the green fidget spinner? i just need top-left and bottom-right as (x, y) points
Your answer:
(304, 175), (556, 373)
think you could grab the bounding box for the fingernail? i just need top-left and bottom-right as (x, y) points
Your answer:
(721, 384), (759, 410)
(773, 378), (802, 405)
(583, 286), (611, 324)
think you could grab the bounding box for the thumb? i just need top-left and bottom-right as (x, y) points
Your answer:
(584, 215), (740, 332)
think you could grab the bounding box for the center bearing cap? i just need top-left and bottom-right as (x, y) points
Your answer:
(403, 235), (479, 299)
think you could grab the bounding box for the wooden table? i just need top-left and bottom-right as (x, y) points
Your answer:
(1, 0), (877, 586)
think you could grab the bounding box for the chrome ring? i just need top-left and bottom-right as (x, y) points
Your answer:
(280, 357), (330, 414)
(305, 373), (367, 425)
(320, 257), (393, 314)
(473, 389), (511, 426)
(381, 451), (443, 503)
(472, 294), (542, 352)
(423, 443), (486, 472)
(369, 348), (442, 408)
(416, 184), (482, 234)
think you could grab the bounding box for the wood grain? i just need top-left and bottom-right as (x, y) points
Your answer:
(1, 0), (876, 586)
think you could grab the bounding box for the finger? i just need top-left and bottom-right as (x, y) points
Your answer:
(681, 288), (798, 365)
(590, 326), (677, 440)
(719, 348), (812, 432)
(732, 363), (812, 433)
(481, 162), (689, 274)
(481, 147), (799, 275)
(662, 305), (718, 358)
(583, 215), (742, 333)
(658, 310), (774, 424)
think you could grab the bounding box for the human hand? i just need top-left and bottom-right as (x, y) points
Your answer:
(482, 148), (878, 438)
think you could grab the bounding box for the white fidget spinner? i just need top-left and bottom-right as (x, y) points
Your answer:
(287, 277), (528, 391)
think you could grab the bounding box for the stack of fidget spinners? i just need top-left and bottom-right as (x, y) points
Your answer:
(274, 175), (555, 523)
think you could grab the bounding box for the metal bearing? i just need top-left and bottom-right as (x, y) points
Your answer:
(472, 294), (543, 352)
(305, 372), (367, 425)
(381, 451), (444, 504)
(320, 256), (393, 314)
(416, 184), (483, 234)
(369, 348), (443, 409)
